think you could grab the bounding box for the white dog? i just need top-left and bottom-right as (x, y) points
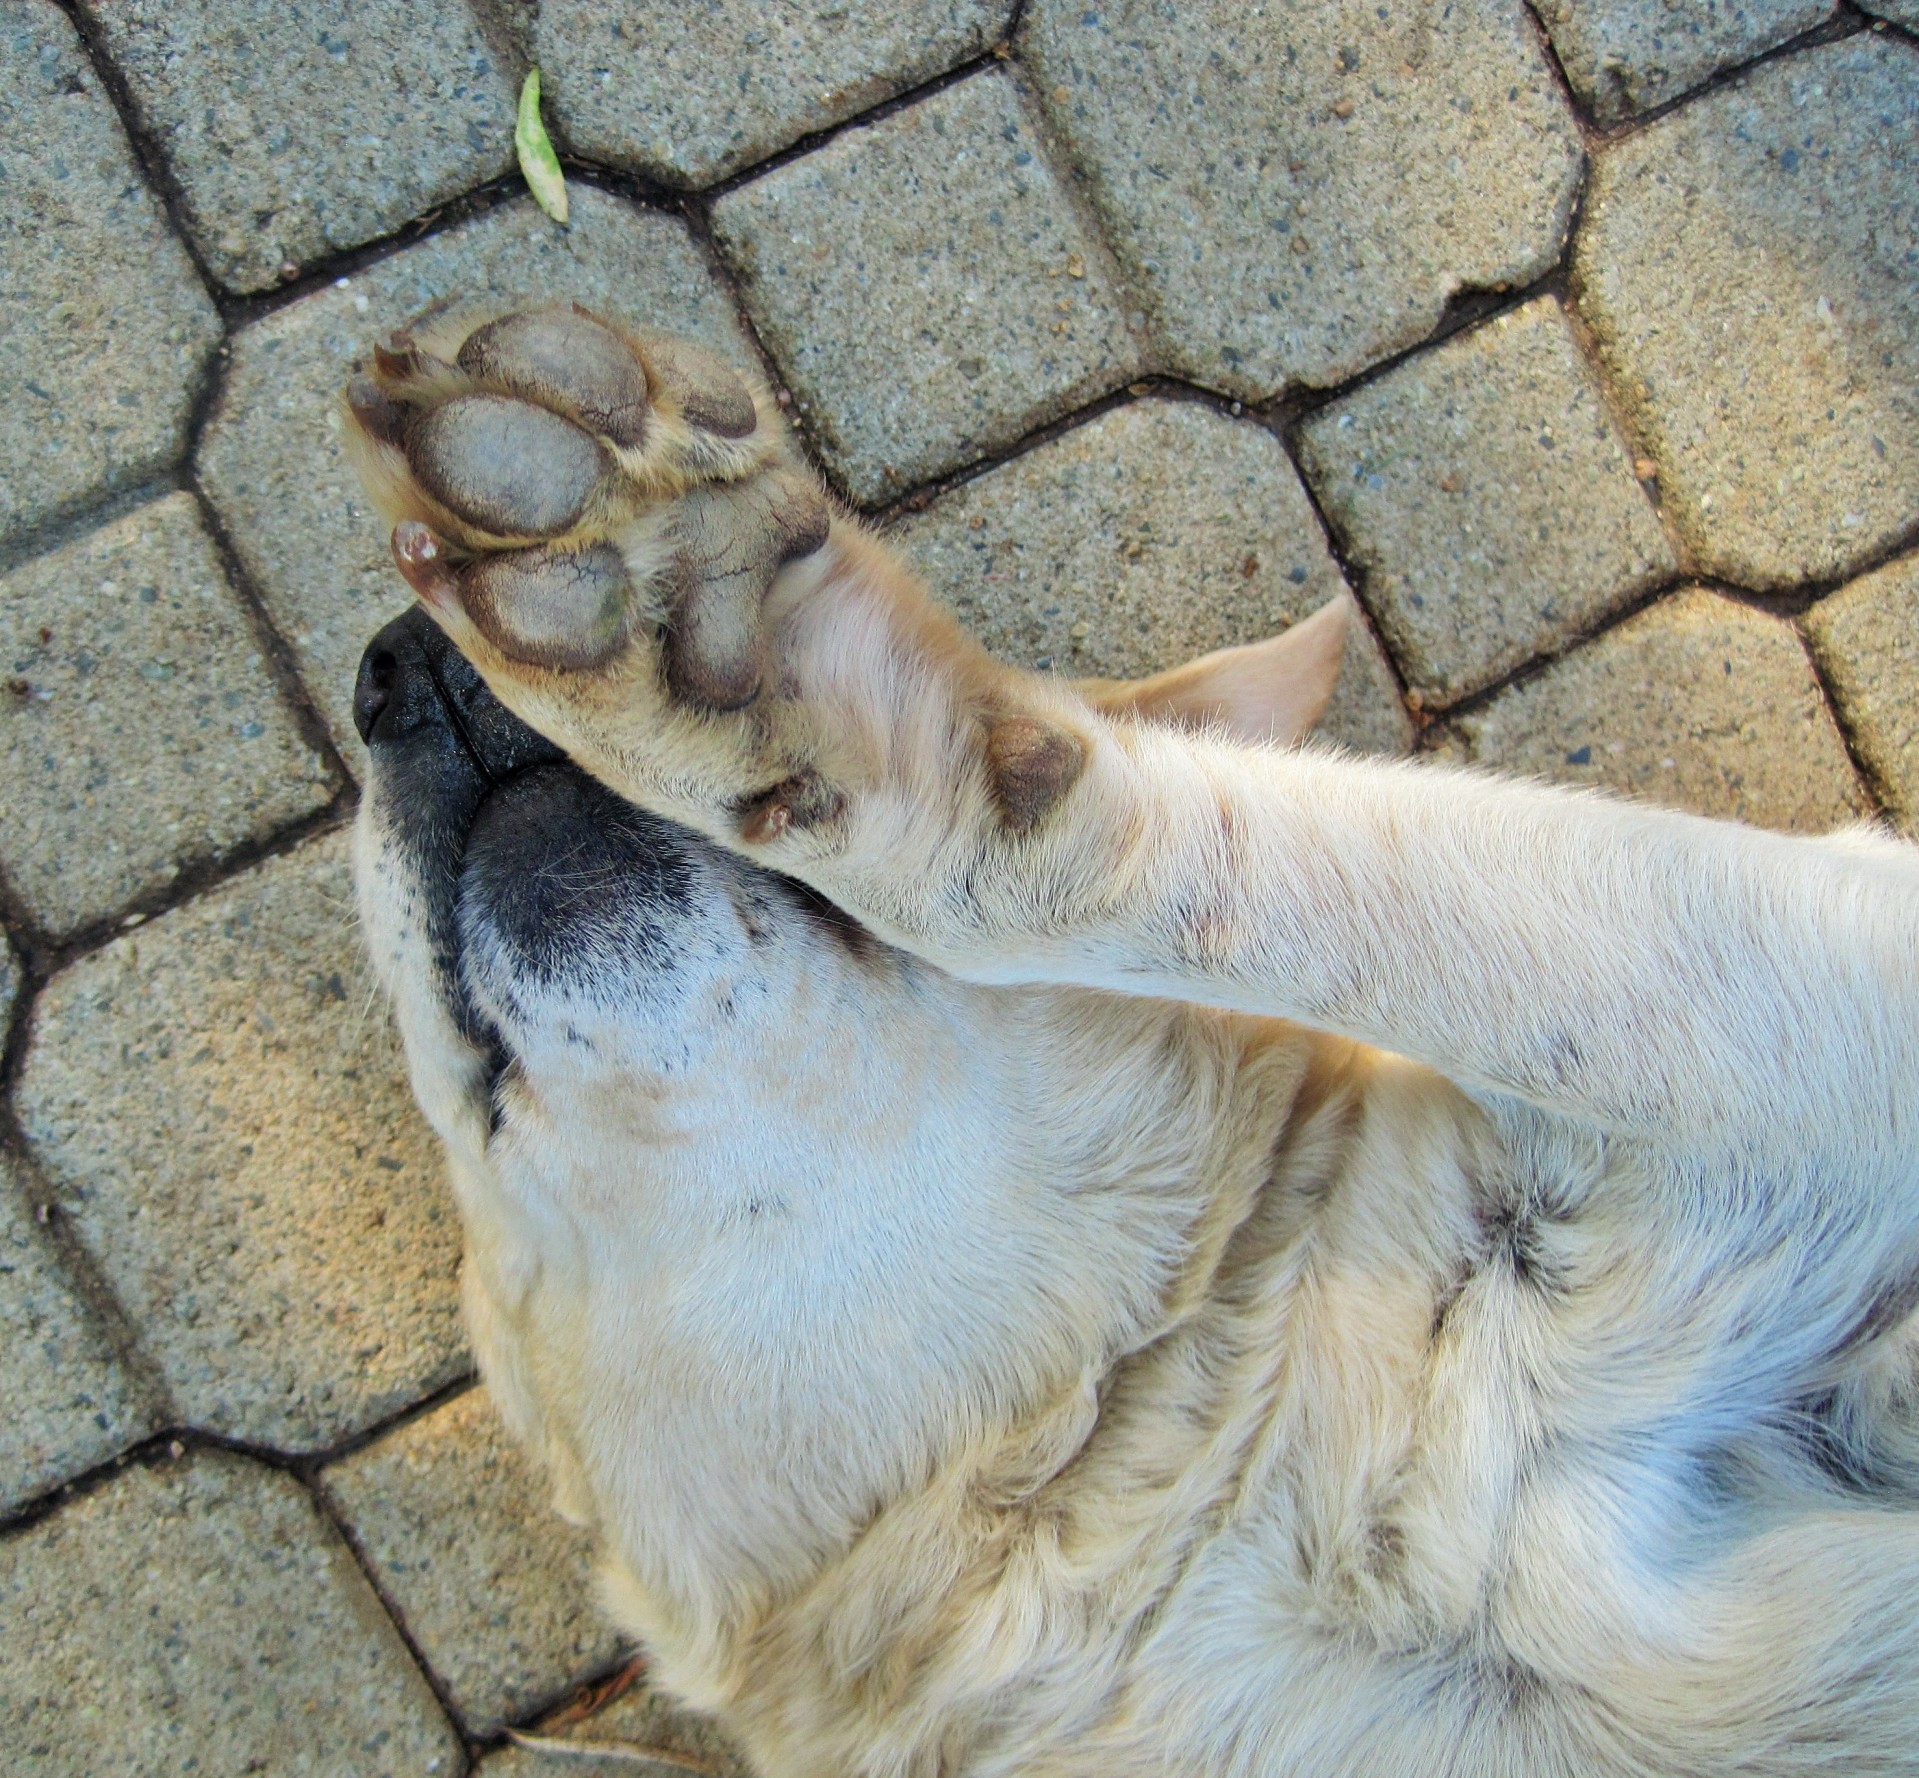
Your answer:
(347, 306), (1919, 1777)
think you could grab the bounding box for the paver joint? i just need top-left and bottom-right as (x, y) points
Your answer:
(1, 0), (1912, 1770)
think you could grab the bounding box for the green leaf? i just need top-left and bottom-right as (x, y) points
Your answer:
(516, 66), (569, 224)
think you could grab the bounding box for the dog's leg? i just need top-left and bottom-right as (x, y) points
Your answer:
(342, 315), (1919, 1178)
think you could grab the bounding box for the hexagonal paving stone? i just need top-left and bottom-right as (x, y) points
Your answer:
(198, 189), (759, 760)
(0, 493), (337, 940)
(1573, 34), (1919, 591)
(15, 829), (466, 1455)
(1020, 0), (1583, 400)
(1804, 549), (1919, 825)
(890, 399), (1409, 755)
(75, 0), (516, 294)
(1296, 298), (1676, 707)
(0, 2), (221, 548)
(476, 1678), (755, 1778)
(324, 1386), (625, 1737)
(1456, 588), (1866, 832)
(0, 1448), (461, 1776)
(1532, 0), (1833, 123)
(0, 1151), (161, 1519)
(712, 69), (1143, 506)
(538, 0), (1015, 188)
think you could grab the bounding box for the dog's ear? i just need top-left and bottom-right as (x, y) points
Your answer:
(1078, 593), (1352, 746)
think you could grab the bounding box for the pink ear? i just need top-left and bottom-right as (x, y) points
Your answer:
(1084, 594), (1353, 745)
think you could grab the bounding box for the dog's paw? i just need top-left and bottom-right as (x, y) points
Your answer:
(345, 302), (828, 709)
(344, 304), (1125, 967)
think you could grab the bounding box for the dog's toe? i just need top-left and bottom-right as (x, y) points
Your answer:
(664, 470), (831, 709)
(456, 303), (652, 448)
(409, 393), (613, 539)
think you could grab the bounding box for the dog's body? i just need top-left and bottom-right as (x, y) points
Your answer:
(348, 307), (1919, 1776)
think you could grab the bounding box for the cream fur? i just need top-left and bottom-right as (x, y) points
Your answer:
(353, 351), (1919, 1777)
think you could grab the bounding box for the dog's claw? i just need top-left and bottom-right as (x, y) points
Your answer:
(373, 329), (454, 385)
(391, 520), (460, 608)
(739, 772), (844, 846)
(346, 373), (408, 449)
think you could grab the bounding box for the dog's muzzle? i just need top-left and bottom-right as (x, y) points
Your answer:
(356, 607), (708, 1047)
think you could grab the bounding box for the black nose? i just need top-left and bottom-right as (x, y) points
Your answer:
(352, 631), (399, 743)
(353, 605), (563, 778)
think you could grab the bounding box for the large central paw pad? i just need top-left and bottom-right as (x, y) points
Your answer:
(345, 303), (829, 707)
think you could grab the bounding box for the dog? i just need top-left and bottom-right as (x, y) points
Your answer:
(345, 304), (1919, 1777)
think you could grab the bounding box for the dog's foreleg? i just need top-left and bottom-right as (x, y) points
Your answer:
(827, 712), (1919, 1176)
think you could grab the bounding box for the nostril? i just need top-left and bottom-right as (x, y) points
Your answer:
(353, 646), (399, 745)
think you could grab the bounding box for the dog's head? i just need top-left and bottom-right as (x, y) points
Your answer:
(349, 595), (1351, 1589)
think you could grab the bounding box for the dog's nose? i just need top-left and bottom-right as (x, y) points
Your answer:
(354, 605), (445, 746)
(353, 605), (563, 777)
(353, 631), (400, 742)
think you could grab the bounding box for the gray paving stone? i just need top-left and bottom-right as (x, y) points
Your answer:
(1, 937), (19, 1032)
(477, 1678), (756, 1778)
(712, 70), (1143, 505)
(1296, 297), (1677, 707)
(890, 400), (1409, 754)
(0, 2), (221, 548)
(1456, 588), (1866, 832)
(325, 1386), (625, 1736)
(538, 0), (1015, 188)
(15, 829), (466, 1454)
(1021, 0), (1583, 400)
(0, 1152), (160, 1518)
(198, 190), (759, 760)
(0, 493), (337, 939)
(1803, 550), (1919, 826)
(76, 0), (516, 294)
(0, 1448), (461, 1776)
(1573, 34), (1919, 591)
(1533, 0), (1833, 123)
(1863, 2), (1919, 26)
